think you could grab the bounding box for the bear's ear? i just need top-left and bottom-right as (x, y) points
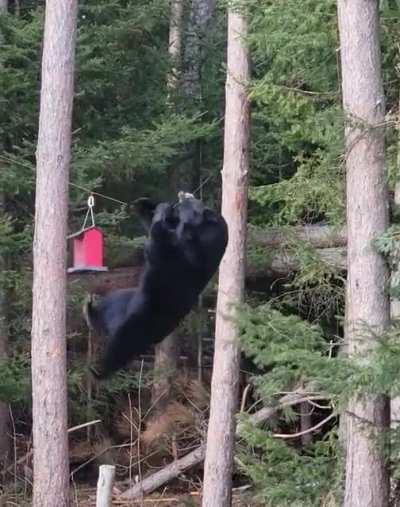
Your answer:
(132, 198), (158, 232)
(203, 208), (218, 223)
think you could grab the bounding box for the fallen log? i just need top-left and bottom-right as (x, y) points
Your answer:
(248, 246), (347, 278)
(68, 247), (347, 295)
(249, 224), (346, 249)
(120, 391), (326, 500)
(68, 266), (143, 295)
(101, 225), (346, 270)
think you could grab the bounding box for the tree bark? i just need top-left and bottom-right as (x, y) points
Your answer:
(167, 0), (184, 93)
(300, 401), (313, 447)
(202, 7), (250, 507)
(0, 0), (7, 11)
(31, 1), (78, 506)
(337, 1), (390, 505)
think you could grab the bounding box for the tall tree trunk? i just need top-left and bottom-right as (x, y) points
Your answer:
(183, 0), (216, 101)
(151, 334), (178, 415)
(0, 0), (10, 476)
(183, 0), (216, 192)
(0, 195), (9, 475)
(31, 1), (78, 505)
(167, 0), (183, 94)
(390, 140), (400, 426)
(151, 0), (184, 413)
(202, 7), (250, 507)
(337, 1), (390, 506)
(390, 89), (400, 427)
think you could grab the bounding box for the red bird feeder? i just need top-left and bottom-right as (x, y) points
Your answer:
(68, 195), (108, 273)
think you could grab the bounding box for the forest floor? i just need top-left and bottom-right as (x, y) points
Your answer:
(1, 489), (260, 506)
(75, 488), (260, 506)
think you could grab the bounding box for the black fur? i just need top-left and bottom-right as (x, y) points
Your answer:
(131, 197), (158, 232)
(85, 196), (228, 378)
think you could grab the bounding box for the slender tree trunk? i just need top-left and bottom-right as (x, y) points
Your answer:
(337, 2), (390, 506)
(202, 8), (250, 507)
(390, 97), (400, 426)
(183, 0), (216, 191)
(183, 0), (216, 101)
(300, 402), (312, 446)
(151, 0), (184, 412)
(31, 1), (78, 505)
(182, 0), (216, 373)
(151, 334), (178, 414)
(0, 195), (10, 476)
(167, 0), (184, 93)
(0, 0), (10, 475)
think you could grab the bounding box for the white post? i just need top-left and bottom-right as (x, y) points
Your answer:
(96, 465), (116, 507)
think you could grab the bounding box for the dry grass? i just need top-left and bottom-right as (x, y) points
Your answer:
(142, 401), (195, 449)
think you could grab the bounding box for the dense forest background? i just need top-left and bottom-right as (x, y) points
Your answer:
(1, 0), (400, 505)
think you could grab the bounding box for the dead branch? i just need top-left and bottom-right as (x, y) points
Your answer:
(68, 419), (102, 434)
(272, 412), (336, 439)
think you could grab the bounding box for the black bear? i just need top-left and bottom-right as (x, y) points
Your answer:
(84, 194), (228, 378)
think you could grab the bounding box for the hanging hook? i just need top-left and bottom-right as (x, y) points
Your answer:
(82, 194), (96, 230)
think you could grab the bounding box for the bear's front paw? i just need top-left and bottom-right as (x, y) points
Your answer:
(153, 202), (177, 228)
(178, 191), (194, 202)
